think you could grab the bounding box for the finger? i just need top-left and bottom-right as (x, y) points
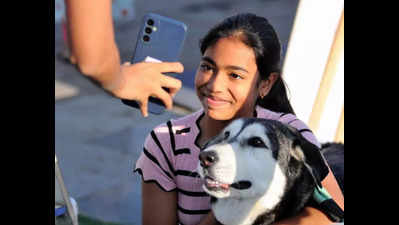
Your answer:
(154, 62), (184, 74)
(139, 99), (149, 117)
(160, 76), (182, 99)
(169, 87), (179, 99)
(153, 88), (173, 110)
(160, 75), (182, 93)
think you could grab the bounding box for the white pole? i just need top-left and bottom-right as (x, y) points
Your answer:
(55, 155), (79, 225)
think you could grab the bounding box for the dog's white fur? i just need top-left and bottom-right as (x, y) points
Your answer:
(197, 120), (288, 225)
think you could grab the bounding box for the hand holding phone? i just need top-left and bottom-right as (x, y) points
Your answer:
(121, 13), (188, 115)
(116, 60), (183, 116)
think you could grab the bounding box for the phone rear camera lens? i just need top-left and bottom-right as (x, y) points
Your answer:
(143, 35), (150, 42)
(145, 27), (152, 34)
(147, 19), (154, 26)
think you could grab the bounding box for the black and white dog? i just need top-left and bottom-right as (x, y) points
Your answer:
(197, 118), (342, 225)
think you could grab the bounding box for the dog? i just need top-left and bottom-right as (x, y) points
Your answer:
(197, 118), (342, 225)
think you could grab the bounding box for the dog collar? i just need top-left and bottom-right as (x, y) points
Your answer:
(313, 186), (344, 222)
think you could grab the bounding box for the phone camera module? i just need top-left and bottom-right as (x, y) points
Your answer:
(143, 35), (150, 42)
(145, 27), (152, 34)
(147, 19), (154, 26)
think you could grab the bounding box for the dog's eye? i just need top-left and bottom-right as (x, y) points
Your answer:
(247, 137), (268, 148)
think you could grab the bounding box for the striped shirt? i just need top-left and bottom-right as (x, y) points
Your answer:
(134, 106), (321, 225)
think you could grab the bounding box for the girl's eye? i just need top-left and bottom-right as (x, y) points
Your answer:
(230, 73), (243, 80)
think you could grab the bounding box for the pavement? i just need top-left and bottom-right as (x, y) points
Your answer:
(54, 1), (301, 224)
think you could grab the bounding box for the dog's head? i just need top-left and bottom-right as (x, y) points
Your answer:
(197, 118), (328, 204)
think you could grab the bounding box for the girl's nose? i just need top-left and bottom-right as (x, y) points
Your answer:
(206, 72), (226, 93)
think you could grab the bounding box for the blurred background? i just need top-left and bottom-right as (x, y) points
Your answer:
(54, 0), (343, 224)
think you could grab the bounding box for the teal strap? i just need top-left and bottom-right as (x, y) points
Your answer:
(312, 186), (344, 222)
(313, 186), (332, 204)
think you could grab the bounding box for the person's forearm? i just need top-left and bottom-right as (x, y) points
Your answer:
(198, 212), (221, 225)
(274, 207), (332, 225)
(64, 0), (122, 90)
(322, 168), (344, 211)
(87, 43), (124, 92)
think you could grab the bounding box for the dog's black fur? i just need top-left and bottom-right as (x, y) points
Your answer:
(253, 119), (330, 224)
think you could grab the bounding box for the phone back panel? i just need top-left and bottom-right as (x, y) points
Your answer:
(132, 13), (187, 66)
(122, 13), (187, 114)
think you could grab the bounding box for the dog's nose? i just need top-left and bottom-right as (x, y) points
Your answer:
(199, 151), (218, 168)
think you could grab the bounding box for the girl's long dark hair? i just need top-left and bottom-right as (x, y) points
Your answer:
(199, 13), (295, 115)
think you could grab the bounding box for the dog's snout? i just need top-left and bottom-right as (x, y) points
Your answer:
(199, 151), (218, 168)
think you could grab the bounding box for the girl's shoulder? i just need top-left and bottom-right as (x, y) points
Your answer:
(255, 106), (320, 148)
(146, 110), (204, 146)
(255, 106), (296, 121)
(151, 110), (204, 134)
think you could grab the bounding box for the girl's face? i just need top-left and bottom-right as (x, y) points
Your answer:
(195, 37), (271, 121)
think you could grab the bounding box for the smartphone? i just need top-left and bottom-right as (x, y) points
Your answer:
(121, 13), (188, 114)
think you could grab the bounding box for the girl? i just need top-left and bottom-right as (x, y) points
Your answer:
(134, 13), (344, 225)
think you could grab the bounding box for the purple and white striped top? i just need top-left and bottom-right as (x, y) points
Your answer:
(134, 106), (321, 225)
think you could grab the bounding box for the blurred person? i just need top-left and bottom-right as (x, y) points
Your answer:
(63, 0), (184, 117)
(134, 13), (344, 225)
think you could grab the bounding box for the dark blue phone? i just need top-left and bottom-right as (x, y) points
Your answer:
(121, 13), (188, 114)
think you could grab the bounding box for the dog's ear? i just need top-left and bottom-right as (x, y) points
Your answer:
(292, 138), (329, 188)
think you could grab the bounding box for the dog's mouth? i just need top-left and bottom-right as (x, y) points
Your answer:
(205, 176), (252, 191)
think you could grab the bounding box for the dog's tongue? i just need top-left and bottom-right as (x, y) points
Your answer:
(205, 177), (230, 190)
(220, 183), (229, 190)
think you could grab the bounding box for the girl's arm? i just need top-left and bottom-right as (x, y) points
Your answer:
(198, 212), (220, 225)
(142, 182), (178, 225)
(142, 181), (221, 225)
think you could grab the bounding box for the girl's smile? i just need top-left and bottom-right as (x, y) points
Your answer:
(202, 94), (231, 108)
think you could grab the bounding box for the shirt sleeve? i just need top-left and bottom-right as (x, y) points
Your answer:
(278, 114), (321, 149)
(134, 128), (176, 192)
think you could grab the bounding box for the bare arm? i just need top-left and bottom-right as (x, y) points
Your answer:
(142, 181), (222, 225)
(142, 181), (178, 225)
(64, 0), (183, 116)
(142, 182), (178, 225)
(198, 212), (220, 225)
(65, 0), (120, 87)
(274, 167), (344, 225)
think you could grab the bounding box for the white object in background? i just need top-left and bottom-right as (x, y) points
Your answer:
(282, 0), (344, 141)
(316, 57), (344, 143)
(70, 197), (79, 218)
(55, 80), (79, 101)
